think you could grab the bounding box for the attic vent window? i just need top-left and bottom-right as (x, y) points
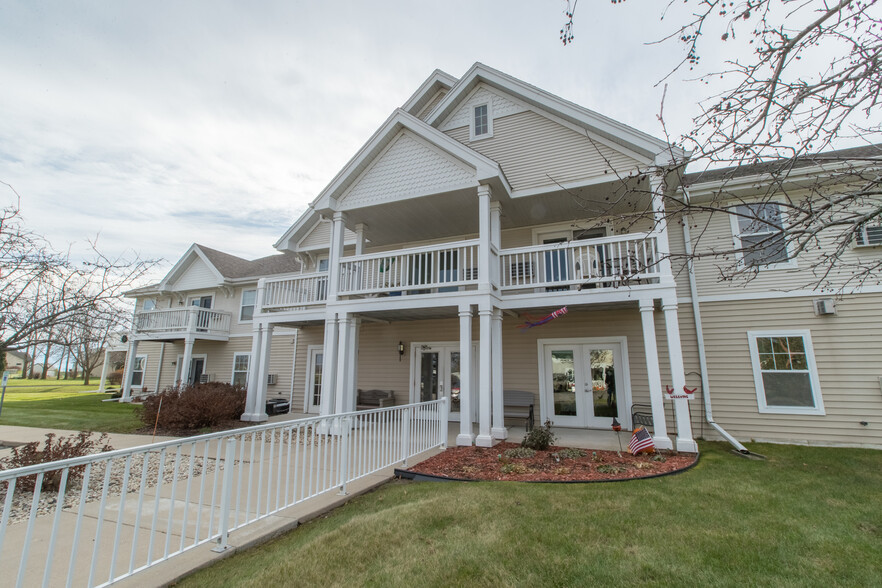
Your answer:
(471, 103), (492, 140)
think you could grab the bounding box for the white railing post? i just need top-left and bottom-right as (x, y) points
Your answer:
(212, 437), (237, 552)
(440, 396), (449, 449)
(337, 417), (350, 496)
(401, 407), (412, 467)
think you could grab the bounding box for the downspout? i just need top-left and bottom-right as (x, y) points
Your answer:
(681, 187), (750, 454)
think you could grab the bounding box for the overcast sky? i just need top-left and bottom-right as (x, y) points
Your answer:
(2, 1), (760, 280)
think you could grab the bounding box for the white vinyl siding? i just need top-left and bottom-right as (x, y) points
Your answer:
(747, 330), (824, 415)
(170, 257), (218, 290)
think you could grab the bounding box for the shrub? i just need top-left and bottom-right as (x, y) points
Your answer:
(140, 382), (246, 430)
(521, 419), (556, 451)
(502, 447), (536, 459)
(0, 432), (113, 492)
(500, 463), (531, 475)
(551, 447), (586, 460)
(108, 370), (124, 385)
(596, 464), (628, 474)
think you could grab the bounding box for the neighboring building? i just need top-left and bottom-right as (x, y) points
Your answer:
(119, 63), (882, 449)
(4, 351), (29, 375)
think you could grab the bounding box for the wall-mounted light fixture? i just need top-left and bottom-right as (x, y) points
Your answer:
(398, 341), (405, 361)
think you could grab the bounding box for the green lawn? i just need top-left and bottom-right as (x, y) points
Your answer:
(0, 382), (141, 433)
(179, 442), (882, 587)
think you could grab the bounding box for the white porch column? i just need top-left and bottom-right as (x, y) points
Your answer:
(181, 336), (195, 386)
(319, 314), (339, 416)
(97, 348), (112, 393)
(347, 318), (361, 411)
(334, 313), (354, 414)
(242, 322), (264, 421)
(489, 202), (502, 288)
(252, 324), (273, 423)
(477, 185), (492, 293)
(476, 306), (493, 447)
(649, 172), (675, 284)
(638, 299), (672, 450)
(121, 340), (139, 402)
(326, 212), (346, 302)
(491, 308), (507, 440)
(457, 304), (474, 446)
(354, 223), (366, 256)
(662, 298), (697, 452)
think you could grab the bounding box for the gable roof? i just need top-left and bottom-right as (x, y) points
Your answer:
(427, 62), (684, 163)
(309, 108), (511, 214)
(401, 69), (458, 118)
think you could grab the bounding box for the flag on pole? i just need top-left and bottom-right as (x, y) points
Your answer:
(628, 426), (655, 454)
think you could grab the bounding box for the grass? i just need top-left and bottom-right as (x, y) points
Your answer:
(178, 442), (882, 587)
(0, 380), (141, 433)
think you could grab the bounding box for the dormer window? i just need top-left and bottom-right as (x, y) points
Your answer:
(470, 102), (492, 140)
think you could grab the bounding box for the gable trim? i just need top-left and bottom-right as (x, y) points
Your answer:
(158, 244), (225, 292)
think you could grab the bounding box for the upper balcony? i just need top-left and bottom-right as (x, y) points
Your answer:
(132, 307), (232, 341)
(258, 232), (667, 314)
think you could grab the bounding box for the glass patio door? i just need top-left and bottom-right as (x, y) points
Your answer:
(545, 343), (622, 428)
(415, 343), (473, 421)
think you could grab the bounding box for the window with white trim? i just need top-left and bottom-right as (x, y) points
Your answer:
(470, 103), (492, 140)
(131, 356), (147, 387)
(240, 289), (256, 321)
(747, 330), (824, 415)
(232, 353), (250, 387)
(854, 221), (882, 247)
(731, 203), (792, 268)
(142, 299), (156, 311)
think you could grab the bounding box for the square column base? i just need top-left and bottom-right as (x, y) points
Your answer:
(240, 412), (268, 423)
(475, 434), (494, 448)
(676, 438), (699, 453)
(491, 427), (508, 440)
(652, 435), (673, 451)
(456, 433), (474, 447)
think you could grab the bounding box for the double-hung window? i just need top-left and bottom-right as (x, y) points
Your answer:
(131, 356), (147, 387)
(232, 353), (250, 387)
(240, 289), (256, 321)
(747, 330), (824, 415)
(470, 103), (492, 140)
(731, 203), (793, 268)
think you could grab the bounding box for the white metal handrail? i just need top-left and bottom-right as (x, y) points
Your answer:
(338, 239), (479, 296)
(262, 272), (328, 311)
(0, 400), (447, 588)
(499, 232), (661, 290)
(133, 307), (232, 336)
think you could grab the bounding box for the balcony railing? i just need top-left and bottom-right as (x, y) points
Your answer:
(133, 307), (232, 337)
(337, 239), (479, 296)
(262, 272), (328, 311)
(499, 232), (661, 291)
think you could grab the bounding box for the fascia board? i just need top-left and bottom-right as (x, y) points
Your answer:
(274, 207), (319, 251)
(402, 69), (458, 114)
(428, 63), (681, 161)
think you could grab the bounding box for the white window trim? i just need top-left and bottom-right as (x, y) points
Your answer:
(131, 355), (148, 389)
(231, 352), (251, 386)
(747, 329), (825, 415)
(729, 203), (798, 271)
(239, 289), (257, 323)
(854, 222), (882, 247)
(141, 299), (156, 311)
(469, 101), (493, 141)
(187, 294), (214, 308)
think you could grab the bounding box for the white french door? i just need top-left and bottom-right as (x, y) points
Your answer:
(541, 339), (630, 428)
(411, 343), (477, 422)
(305, 347), (323, 414)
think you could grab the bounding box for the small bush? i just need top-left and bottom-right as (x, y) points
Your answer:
(140, 382), (246, 430)
(596, 464), (628, 474)
(500, 463), (531, 475)
(650, 454), (667, 463)
(551, 447), (586, 460)
(108, 370), (124, 385)
(521, 419), (556, 451)
(0, 432), (113, 492)
(502, 447), (536, 459)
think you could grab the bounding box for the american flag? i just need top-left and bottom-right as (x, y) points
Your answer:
(628, 426), (655, 454)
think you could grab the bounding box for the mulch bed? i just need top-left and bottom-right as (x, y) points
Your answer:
(402, 442), (698, 482)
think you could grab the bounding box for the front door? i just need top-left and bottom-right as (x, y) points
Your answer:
(190, 358), (205, 385)
(543, 341), (628, 428)
(413, 343), (475, 421)
(306, 348), (323, 413)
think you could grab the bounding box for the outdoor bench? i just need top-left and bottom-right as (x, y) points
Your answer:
(356, 389), (395, 410)
(503, 389), (535, 431)
(630, 403), (654, 428)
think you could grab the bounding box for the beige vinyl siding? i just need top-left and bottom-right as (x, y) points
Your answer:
(416, 89), (448, 121)
(445, 110), (641, 193)
(171, 258), (218, 290)
(698, 292), (882, 447)
(299, 220), (333, 249)
(686, 194), (882, 296)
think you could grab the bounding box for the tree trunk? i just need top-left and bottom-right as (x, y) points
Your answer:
(82, 344), (91, 386)
(41, 341), (52, 379)
(63, 348), (70, 379)
(0, 344), (6, 373)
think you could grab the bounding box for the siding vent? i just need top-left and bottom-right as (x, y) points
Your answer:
(814, 298), (836, 316)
